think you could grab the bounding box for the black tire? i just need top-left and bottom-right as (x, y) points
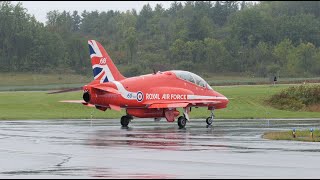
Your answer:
(178, 116), (187, 128)
(121, 115), (131, 127)
(206, 117), (213, 125)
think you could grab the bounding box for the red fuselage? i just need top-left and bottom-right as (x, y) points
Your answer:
(83, 70), (228, 119)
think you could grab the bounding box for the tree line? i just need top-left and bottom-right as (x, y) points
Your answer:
(0, 1), (320, 78)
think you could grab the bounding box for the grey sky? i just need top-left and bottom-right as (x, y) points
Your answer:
(12, 1), (180, 24)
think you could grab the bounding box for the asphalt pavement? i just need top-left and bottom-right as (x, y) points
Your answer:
(0, 118), (320, 178)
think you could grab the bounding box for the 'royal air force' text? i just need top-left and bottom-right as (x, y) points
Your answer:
(146, 93), (187, 100)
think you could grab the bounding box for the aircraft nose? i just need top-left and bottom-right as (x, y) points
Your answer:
(224, 96), (230, 104)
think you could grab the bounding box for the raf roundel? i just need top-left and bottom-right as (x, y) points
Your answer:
(137, 91), (144, 102)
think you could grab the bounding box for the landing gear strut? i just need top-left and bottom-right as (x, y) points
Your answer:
(177, 107), (190, 129)
(121, 115), (133, 127)
(206, 109), (215, 125)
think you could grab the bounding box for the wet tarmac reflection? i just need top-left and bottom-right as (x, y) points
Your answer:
(1, 119), (320, 178)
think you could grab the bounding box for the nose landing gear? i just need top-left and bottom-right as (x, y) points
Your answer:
(177, 107), (190, 129)
(206, 109), (215, 125)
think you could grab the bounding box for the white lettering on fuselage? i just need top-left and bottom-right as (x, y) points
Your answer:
(170, 94), (187, 100)
(146, 93), (187, 100)
(146, 93), (160, 100)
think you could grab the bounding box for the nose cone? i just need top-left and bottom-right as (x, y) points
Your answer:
(225, 96), (229, 105)
(215, 92), (229, 103)
(217, 92), (229, 108)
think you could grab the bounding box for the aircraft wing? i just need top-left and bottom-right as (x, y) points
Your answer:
(144, 100), (221, 109)
(148, 103), (189, 109)
(59, 100), (121, 111)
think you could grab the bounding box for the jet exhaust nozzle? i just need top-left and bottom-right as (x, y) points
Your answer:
(83, 91), (90, 103)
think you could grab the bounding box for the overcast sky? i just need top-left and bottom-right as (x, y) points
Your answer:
(12, 1), (179, 24)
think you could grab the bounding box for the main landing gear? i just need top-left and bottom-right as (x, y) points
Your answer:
(177, 108), (215, 128)
(120, 115), (133, 127)
(177, 107), (190, 129)
(177, 116), (187, 129)
(206, 109), (215, 126)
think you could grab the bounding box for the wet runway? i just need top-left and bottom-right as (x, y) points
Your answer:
(1, 118), (320, 178)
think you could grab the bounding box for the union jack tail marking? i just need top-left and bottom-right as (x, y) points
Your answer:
(88, 40), (125, 83)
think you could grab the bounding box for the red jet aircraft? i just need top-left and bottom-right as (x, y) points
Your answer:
(57, 40), (229, 128)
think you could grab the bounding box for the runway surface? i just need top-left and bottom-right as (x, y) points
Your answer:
(1, 118), (320, 179)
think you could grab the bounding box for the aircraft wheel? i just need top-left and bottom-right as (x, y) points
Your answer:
(121, 115), (131, 127)
(206, 117), (213, 125)
(178, 116), (187, 128)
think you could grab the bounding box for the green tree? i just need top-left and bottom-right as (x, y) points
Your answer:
(125, 27), (137, 64)
(273, 39), (294, 76)
(71, 10), (81, 32)
(170, 39), (185, 64)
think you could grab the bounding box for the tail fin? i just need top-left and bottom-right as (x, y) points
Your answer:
(88, 40), (125, 83)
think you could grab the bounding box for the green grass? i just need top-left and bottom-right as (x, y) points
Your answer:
(205, 74), (320, 86)
(0, 73), (91, 91)
(263, 130), (320, 142)
(1, 84), (320, 120)
(0, 73), (92, 86)
(209, 77), (320, 86)
(190, 84), (320, 119)
(0, 91), (121, 120)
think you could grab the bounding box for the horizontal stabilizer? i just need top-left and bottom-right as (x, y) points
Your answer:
(92, 85), (120, 94)
(60, 100), (85, 103)
(59, 100), (95, 107)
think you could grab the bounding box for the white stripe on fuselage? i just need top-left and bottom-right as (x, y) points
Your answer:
(187, 95), (228, 100)
(111, 81), (227, 101)
(111, 81), (137, 100)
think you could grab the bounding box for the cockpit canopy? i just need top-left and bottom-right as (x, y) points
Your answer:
(171, 70), (213, 90)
